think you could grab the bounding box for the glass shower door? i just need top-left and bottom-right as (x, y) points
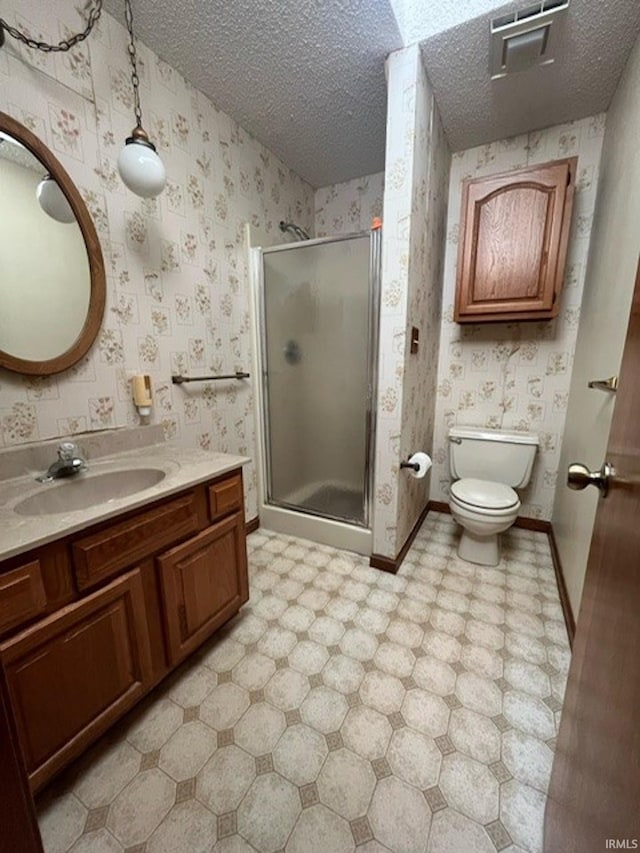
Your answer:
(261, 234), (373, 526)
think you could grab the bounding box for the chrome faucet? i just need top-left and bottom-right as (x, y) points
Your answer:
(36, 442), (87, 483)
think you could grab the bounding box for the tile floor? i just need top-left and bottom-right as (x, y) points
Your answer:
(37, 512), (571, 853)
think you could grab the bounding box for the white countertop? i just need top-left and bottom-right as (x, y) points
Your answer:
(0, 435), (249, 562)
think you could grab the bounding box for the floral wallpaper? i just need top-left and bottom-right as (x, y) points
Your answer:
(314, 172), (384, 237)
(0, 3), (602, 545)
(430, 114), (606, 520)
(373, 46), (451, 558)
(0, 0), (314, 521)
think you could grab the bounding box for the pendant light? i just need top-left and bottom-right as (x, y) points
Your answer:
(117, 0), (166, 198)
(36, 175), (76, 223)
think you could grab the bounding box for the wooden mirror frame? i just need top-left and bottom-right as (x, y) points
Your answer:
(0, 112), (106, 376)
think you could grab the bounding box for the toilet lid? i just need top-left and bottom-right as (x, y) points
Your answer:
(451, 478), (519, 509)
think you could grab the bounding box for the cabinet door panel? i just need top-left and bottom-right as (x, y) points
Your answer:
(0, 569), (152, 792)
(159, 513), (248, 665)
(456, 158), (576, 322)
(474, 186), (551, 303)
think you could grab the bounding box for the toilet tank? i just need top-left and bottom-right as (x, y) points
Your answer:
(448, 427), (539, 488)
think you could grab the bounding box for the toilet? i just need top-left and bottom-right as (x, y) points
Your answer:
(448, 427), (539, 566)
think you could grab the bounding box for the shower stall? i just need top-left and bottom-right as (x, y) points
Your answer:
(251, 229), (380, 554)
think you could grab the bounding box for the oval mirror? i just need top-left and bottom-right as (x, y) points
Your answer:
(0, 112), (105, 375)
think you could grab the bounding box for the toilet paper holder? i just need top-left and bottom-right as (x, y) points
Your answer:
(400, 452), (433, 479)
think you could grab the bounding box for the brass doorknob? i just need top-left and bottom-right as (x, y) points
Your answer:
(567, 462), (614, 497)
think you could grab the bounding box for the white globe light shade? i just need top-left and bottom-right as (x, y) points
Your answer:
(36, 176), (76, 224)
(117, 139), (166, 198)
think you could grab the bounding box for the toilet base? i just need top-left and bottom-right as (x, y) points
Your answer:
(457, 529), (500, 567)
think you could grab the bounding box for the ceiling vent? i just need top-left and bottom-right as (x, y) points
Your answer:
(490, 0), (570, 79)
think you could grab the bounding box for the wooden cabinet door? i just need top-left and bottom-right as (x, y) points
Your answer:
(455, 158), (576, 323)
(0, 569), (152, 792)
(0, 665), (43, 852)
(158, 512), (249, 665)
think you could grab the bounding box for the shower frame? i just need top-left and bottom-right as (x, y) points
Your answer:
(250, 229), (381, 554)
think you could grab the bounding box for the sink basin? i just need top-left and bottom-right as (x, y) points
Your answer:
(14, 468), (167, 516)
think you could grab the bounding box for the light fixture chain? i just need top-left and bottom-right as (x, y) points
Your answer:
(0, 1), (103, 53)
(124, 0), (143, 130)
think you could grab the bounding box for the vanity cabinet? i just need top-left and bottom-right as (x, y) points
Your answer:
(0, 467), (249, 793)
(455, 158), (576, 323)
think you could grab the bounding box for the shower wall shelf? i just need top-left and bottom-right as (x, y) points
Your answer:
(171, 372), (250, 385)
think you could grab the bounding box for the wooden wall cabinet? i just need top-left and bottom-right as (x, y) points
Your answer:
(0, 468), (248, 793)
(454, 158), (577, 323)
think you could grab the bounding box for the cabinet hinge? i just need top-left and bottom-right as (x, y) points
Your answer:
(178, 605), (188, 637)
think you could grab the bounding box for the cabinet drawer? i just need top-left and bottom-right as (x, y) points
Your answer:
(208, 472), (243, 521)
(0, 568), (152, 792)
(72, 493), (200, 591)
(0, 561), (46, 635)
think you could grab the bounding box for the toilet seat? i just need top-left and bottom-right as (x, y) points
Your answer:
(450, 478), (519, 511)
(449, 481), (521, 566)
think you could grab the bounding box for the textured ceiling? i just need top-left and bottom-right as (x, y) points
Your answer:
(0, 135), (41, 173)
(420, 0), (640, 151)
(389, 0), (501, 44)
(103, 0), (403, 188)
(103, 0), (640, 186)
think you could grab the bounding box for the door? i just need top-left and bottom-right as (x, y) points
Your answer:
(0, 568), (152, 792)
(544, 262), (640, 851)
(261, 233), (376, 526)
(158, 513), (249, 665)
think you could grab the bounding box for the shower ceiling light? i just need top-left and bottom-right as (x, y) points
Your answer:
(117, 0), (166, 198)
